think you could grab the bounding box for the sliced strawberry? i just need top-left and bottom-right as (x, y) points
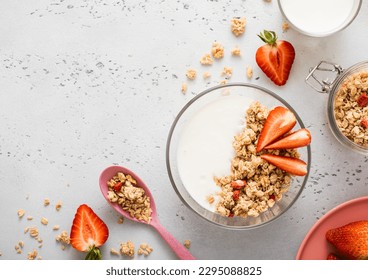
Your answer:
(255, 30), (295, 86)
(113, 181), (123, 192)
(326, 220), (368, 260)
(256, 106), (296, 152)
(361, 118), (368, 129)
(326, 253), (340, 260)
(357, 93), (368, 107)
(70, 204), (109, 260)
(264, 128), (311, 150)
(260, 154), (307, 176)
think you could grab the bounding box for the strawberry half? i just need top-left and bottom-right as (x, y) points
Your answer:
(260, 154), (307, 176)
(255, 30), (295, 86)
(70, 204), (109, 260)
(256, 106), (296, 152)
(264, 128), (311, 150)
(326, 220), (368, 260)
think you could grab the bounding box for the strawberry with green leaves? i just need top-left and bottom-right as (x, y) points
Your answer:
(256, 30), (295, 86)
(70, 204), (109, 260)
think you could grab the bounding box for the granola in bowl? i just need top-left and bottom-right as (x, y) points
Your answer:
(214, 101), (303, 218)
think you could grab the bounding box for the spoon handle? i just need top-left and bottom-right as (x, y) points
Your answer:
(151, 221), (196, 260)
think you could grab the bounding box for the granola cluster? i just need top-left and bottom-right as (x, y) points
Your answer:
(107, 172), (152, 223)
(334, 71), (368, 147)
(214, 101), (299, 218)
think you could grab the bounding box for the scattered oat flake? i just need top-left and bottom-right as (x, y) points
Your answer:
(231, 17), (246, 37)
(219, 80), (227, 85)
(211, 42), (224, 59)
(120, 240), (135, 257)
(0, 251), (2, 256)
(19, 241), (24, 248)
(44, 198), (50, 206)
(29, 227), (39, 238)
(186, 69), (197, 80)
(138, 243), (153, 256)
(53, 225), (60, 230)
(117, 217), (124, 224)
(203, 72), (211, 79)
(282, 22), (290, 32)
(222, 67), (233, 78)
(231, 47), (241, 56)
(110, 248), (120, 255)
(246, 66), (253, 79)
(41, 217), (48, 225)
(55, 201), (62, 211)
(200, 54), (213, 65)
(24, 227), (30, 234)
(27, 216), (33, 220)
(17, 209), (25, 218)
(181, 83), (187, 94)
(183, 240), (191, 249)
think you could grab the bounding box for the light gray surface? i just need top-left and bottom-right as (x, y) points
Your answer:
(0, 0), (367, 260)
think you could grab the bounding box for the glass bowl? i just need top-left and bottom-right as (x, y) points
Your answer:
(166, 83), (311, 229)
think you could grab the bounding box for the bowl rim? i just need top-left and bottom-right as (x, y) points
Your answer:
(165, 82), (312, 229)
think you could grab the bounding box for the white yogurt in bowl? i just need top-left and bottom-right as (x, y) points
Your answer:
(177, 95), (254, 212)
(278, 0), (361, 37)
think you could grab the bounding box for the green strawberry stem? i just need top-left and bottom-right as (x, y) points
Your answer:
(85, 245), (102, 260)
(258, 30), (277, 46)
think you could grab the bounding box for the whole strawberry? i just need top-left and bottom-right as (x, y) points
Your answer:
(255, 30), (295, 86)
(70, 204), (109, 260)
(326, 220), (368, 260)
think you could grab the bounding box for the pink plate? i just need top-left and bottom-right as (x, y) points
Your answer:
(296, 196), (368, 260)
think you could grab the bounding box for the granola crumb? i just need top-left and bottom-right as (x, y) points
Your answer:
(27, 249), (38, 260)
(15, 244), (22, 254)
(183, 240), (191, 249)
(117, 217), (124, 224)
(120, 240), (135, 257)
(37, 256), (42, 260)
(55, 230), (70, 247)
(231, 47), (241, 56)
(231, 17), (246, 37)
(24, 227), (29, 234)
(138, 243), (153, 256)
(0, 251), (2, 256)
(41, 217), (48, 225)
(181, 82), (187, 94)
(19, 241), (24, 248)
(186, 69), (197, 80)
(17, 209), (25, 218)
(27, 216), (33, 221)
(52, 225), (60, 230)
(246, 66), (253, 79)
(44, 198), (50, 206)
(211, 42), (225, 59)
(110, 248), (120, 256)
(55, 201), (62, 211)
(203, 72), (211, 79)
(219, 80), (227, 85)
(200, 54), (213, 65)
(282, 22), (290, 32)
(221, 67), (233, 78)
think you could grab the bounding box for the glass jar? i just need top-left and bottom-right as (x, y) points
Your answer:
(306, 61), (368, 155)
(278, 0), (362, 37)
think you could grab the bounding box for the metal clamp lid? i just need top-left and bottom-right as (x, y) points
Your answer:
(305, 61), (343, 93)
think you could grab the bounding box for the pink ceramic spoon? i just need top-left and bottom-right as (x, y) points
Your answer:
(99, 165), (195, 260)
